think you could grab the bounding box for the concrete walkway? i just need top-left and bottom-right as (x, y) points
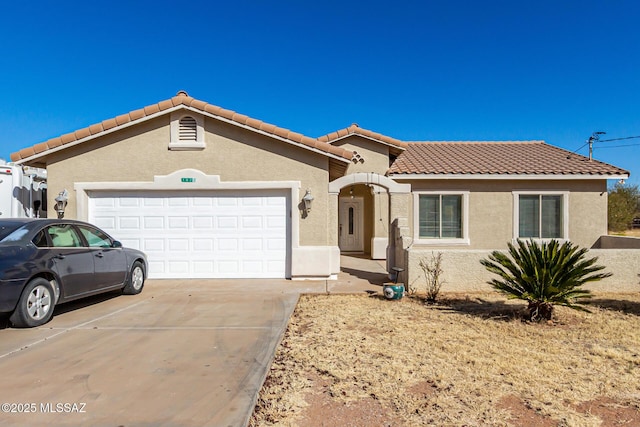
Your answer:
(0, 255), (389, 427)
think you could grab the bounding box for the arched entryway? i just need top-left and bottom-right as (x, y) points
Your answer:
(329, 173), (411, 261)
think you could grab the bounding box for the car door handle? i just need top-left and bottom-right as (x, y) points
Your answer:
(55, 254), (66, 259)
(95, 252), (104, 258)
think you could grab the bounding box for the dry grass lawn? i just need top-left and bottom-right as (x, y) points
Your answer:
(251, 292), (640, 426)
(611, 228), (640, 237)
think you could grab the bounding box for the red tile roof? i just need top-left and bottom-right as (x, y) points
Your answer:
(318, 124), (408, 150)
(388, 141), (629, 177)
(11, 91), (353, 163)
(10, 94), (629, 179)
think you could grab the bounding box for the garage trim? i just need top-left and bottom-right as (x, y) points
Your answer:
(74, 169), (301, 278)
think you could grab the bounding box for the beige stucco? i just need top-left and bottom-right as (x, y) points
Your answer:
(24, 104), (629, 286)
(331, 135), (391, 175)
(405, 246), (640, 293)
(45, 114), (333, 247)
(395, 178), (609, 250)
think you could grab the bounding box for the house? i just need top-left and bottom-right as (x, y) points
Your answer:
(11, 91), (636, 289)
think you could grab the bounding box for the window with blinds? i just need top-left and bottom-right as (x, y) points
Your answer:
(518, 194), (563, 239)
(418, 194), (463, 239)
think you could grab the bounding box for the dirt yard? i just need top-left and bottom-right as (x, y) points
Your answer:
(624, 228), (640, 237)
(250, 292), (640, 426)
(612, 228), (640, 237)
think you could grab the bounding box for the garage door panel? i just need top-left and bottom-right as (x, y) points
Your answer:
(242, 239), (262, 251)
(168, 217), (189, 229)
(144, 217), (164, 229)
(168, 260), (189, 274)
(193, 217), (214, 228)
(217, 217), (238, 229)
(193, 261), (214, 273)
(89, 191), (289, 279)
(93, 216), (117, 229)
(168, 239), (189, 252)
(193, 239), (214, 251)
(144, 239), (164, 251)
(143, 198), (163, 207)
(267, 238), (286, 250)
(119, 198), (140, 207)
(168, 197), (189, 207)
(242, 217), (263, 228)
(119, 217), (140, 229)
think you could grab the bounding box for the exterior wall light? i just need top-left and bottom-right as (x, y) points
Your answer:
(302, 189), (314, 213)
(55, 189), (69, 219)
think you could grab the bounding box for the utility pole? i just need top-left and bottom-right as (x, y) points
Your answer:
(588, 131), (606, 160)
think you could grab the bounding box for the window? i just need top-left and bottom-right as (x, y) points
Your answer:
(78, 225), (113, 248)
(414, 191), (469, 244)
(32, 230), (49, 247)
(348, 207), (354, 234)
(46, 225), (83, 248)
(514, 192), (568, 240)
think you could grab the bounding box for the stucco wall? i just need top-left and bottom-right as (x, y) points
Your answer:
(593, 235), (640, 249)
(395, 179), (608, 250)
(332, 136), (390, 175)
(45, 114), (332, 246)
(406, 247), (640, 293)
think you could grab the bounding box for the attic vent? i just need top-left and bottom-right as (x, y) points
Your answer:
(169, 111), (205, 150)
(179, 116), (197, 141)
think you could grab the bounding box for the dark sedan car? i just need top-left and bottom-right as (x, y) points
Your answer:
(0, 218), (147, 328)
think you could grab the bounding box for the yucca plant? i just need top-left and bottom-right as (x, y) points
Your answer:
(480, 239), (612, 322)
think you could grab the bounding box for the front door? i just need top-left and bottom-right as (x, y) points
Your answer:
(339, 197), (364, 252)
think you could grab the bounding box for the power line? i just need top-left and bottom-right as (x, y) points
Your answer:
(595, 142), (640, 149)
(599, 135), (640, 142)
(570, 132), (640, 159)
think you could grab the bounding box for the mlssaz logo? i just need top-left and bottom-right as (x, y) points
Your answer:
(40, 402), (87, 413)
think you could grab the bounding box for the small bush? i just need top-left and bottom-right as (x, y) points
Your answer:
(419, 252), (445, 303)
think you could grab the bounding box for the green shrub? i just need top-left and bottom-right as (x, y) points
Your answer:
(481, 240), (611, 321)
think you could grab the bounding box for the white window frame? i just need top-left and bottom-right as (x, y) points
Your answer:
(512, 190), (569, 242)
(169, 111), (205, 150)
(413, 191), (470, 245)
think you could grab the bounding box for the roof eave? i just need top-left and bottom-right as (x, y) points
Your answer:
(327, 133), (407, 151)
(14, 106), (182, 165)
(14, 104), (352, 166)
(388, 173), (630, 180)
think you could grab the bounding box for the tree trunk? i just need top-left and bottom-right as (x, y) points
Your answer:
(528, 301), (554, 322)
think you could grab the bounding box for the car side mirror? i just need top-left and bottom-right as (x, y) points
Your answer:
(112, 241), (123, 248)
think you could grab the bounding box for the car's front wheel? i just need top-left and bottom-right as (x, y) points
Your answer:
(123, 261), (145, 295)
(10, 278), (55, 328)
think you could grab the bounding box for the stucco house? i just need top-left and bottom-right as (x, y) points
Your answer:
(11, 91), (636, 290)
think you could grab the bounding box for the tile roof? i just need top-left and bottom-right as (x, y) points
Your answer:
(11, 91), (353, 163)
(388, 141), (630, 177)
(318, 124), (409, 150)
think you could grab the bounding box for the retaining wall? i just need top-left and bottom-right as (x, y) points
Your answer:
(406, 240), (640, 293)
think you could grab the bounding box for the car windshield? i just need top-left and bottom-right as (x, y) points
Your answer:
(0, 222), (28, 242)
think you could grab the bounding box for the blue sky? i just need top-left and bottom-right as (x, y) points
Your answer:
(1, 1), (638, 184)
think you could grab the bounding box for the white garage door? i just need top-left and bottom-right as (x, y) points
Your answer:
(88, 190), (289, 279)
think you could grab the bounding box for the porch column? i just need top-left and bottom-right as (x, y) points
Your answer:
(388, 192), (412, 282)
(389, 192), (411, 227)
(328, 191), (339, 246)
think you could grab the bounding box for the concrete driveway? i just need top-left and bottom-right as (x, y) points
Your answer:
(0, 256), (386, 427)
(0, 279), (316, 427)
